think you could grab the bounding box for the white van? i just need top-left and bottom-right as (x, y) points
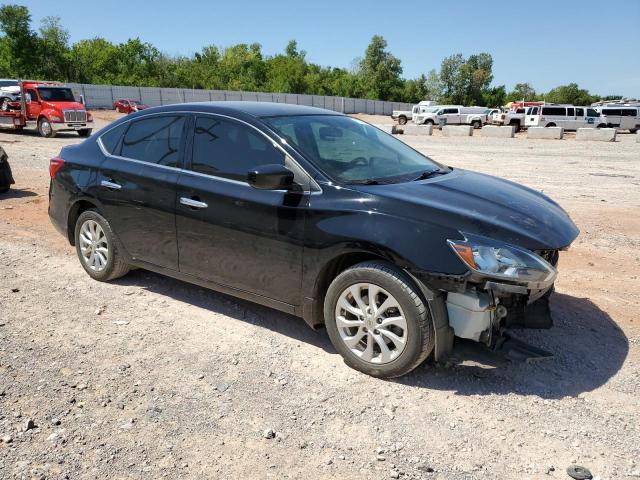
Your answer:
(525, 105), (606, 131)
(593, 105), (640, 133)
(414, 105), (488, 128)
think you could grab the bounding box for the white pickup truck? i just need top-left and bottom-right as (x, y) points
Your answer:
(391, 108), (413, 125)
(414, 105), (489, 128)
(495, 108), (527, 131)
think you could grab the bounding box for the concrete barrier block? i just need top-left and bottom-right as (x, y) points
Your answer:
(576, 128), (616, 142)
(527, 127), (564, 140)
(480, 125), (515, 138)
(402, 124), (433, 136)
(442, 125), (473, 137)
(373, 124), (398, 134)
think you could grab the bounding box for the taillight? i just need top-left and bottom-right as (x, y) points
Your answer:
(49, 157), (65, 178)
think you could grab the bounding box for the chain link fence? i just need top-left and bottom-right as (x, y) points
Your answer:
(66, 83), (414, 116)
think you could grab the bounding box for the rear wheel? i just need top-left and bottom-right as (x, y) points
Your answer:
(38, 117), (56, 138)
(545, 123), (556, 128)
(629, 128), (637, 134)
(324, 261), (435, 378)
(75, 210), (130, 282)
(398, 115), (407, 125)
(425, 119), (434, 126)
(509, 120), (521, 132)
(472, 120), (482, 129)
(77, 129), (92, 137)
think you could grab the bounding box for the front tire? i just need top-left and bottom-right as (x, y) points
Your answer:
(38, 117), (56, 138)
(75, 210), (130, 282)
(324, 261), (435, 378)
(78, 129), (92, 137)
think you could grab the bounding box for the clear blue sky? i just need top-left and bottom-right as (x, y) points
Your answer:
(17, 0), (640, 97)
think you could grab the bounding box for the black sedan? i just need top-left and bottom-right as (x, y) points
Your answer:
(48, 102), (578, 378)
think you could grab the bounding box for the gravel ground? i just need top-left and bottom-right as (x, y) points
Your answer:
(1, 111), (639, 480)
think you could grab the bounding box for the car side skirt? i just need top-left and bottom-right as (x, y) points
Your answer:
(128, 258), (299, 318)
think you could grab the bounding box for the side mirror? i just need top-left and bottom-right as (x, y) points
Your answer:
(247, 164), (294, 190)
(25, 93), (31, 104)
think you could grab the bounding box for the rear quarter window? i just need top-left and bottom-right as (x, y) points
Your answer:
(99, 123), (127, 155)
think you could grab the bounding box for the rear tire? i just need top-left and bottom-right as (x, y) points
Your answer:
(472, 120), (482, 129)
(545, 123), (556, 128)
(425, 119), (434, 126)
(509, 121), (521, 132)
(324, 261), (435, 378)
(398, 116), (407, 125)
(78, 129), (92, 137)
(74, 210), (130, 282)
(629, 128), (637, 134)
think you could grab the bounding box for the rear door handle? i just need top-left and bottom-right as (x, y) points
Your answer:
(100, 180), (121, 190)
(180, 197), (208, 209)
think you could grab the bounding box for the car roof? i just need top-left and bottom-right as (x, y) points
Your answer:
(144, 101), (343, 118)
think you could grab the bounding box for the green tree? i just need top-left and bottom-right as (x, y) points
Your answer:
(483, 85), (506, 108)
(544, 83), (600, 105)
(264, 41), (307, 93)
(358, 35), (403, 101)
(38, 16), (70, 80)
(0, 4), (39, 76)
(506, 82), (537, 102)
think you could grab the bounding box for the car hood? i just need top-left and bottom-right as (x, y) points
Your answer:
(42, 101), (86, 111)
(357, 168), (579, 250)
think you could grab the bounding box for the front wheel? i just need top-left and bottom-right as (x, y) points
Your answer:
(75, 210), (130, 282)
(324, 261), (435, 378)
(545, 123), (556, 128)
(425, 119), (434, 126)
(38, 118), (56, 138)
(78, 129), (92, 137)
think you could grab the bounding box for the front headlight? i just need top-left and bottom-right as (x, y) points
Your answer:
(50, 115), (62, 122)
(447, 232), (557, 285)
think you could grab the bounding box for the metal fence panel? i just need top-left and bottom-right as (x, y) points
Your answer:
(139, 87), (162, 107)
(183, 89), (211, 102)
(112, 86), (140, 102)
(70, 82), (416, 116)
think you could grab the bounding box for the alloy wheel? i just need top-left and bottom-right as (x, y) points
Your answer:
(335, 283), (408, 364)
(79, 220), (109, 272)
(39, 119), (53, 137)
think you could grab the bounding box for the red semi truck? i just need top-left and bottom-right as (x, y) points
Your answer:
(0, 80), (94, 137)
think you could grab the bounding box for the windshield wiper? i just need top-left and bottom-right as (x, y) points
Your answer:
(413, 169), (448, 181)
(347, 179), (381, 185)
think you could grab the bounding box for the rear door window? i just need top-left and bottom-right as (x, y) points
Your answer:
(190, 116), (285, 182)
(121, 115), (186, 167)
(575, 108), (584, 116)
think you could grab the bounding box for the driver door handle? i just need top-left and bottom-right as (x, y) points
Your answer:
(180, 197), (208, 209)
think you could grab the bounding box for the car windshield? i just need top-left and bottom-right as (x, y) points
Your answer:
(0, 80), (18, 88)
(37, 87), (75, 102)
(264, 115), (447, 184)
